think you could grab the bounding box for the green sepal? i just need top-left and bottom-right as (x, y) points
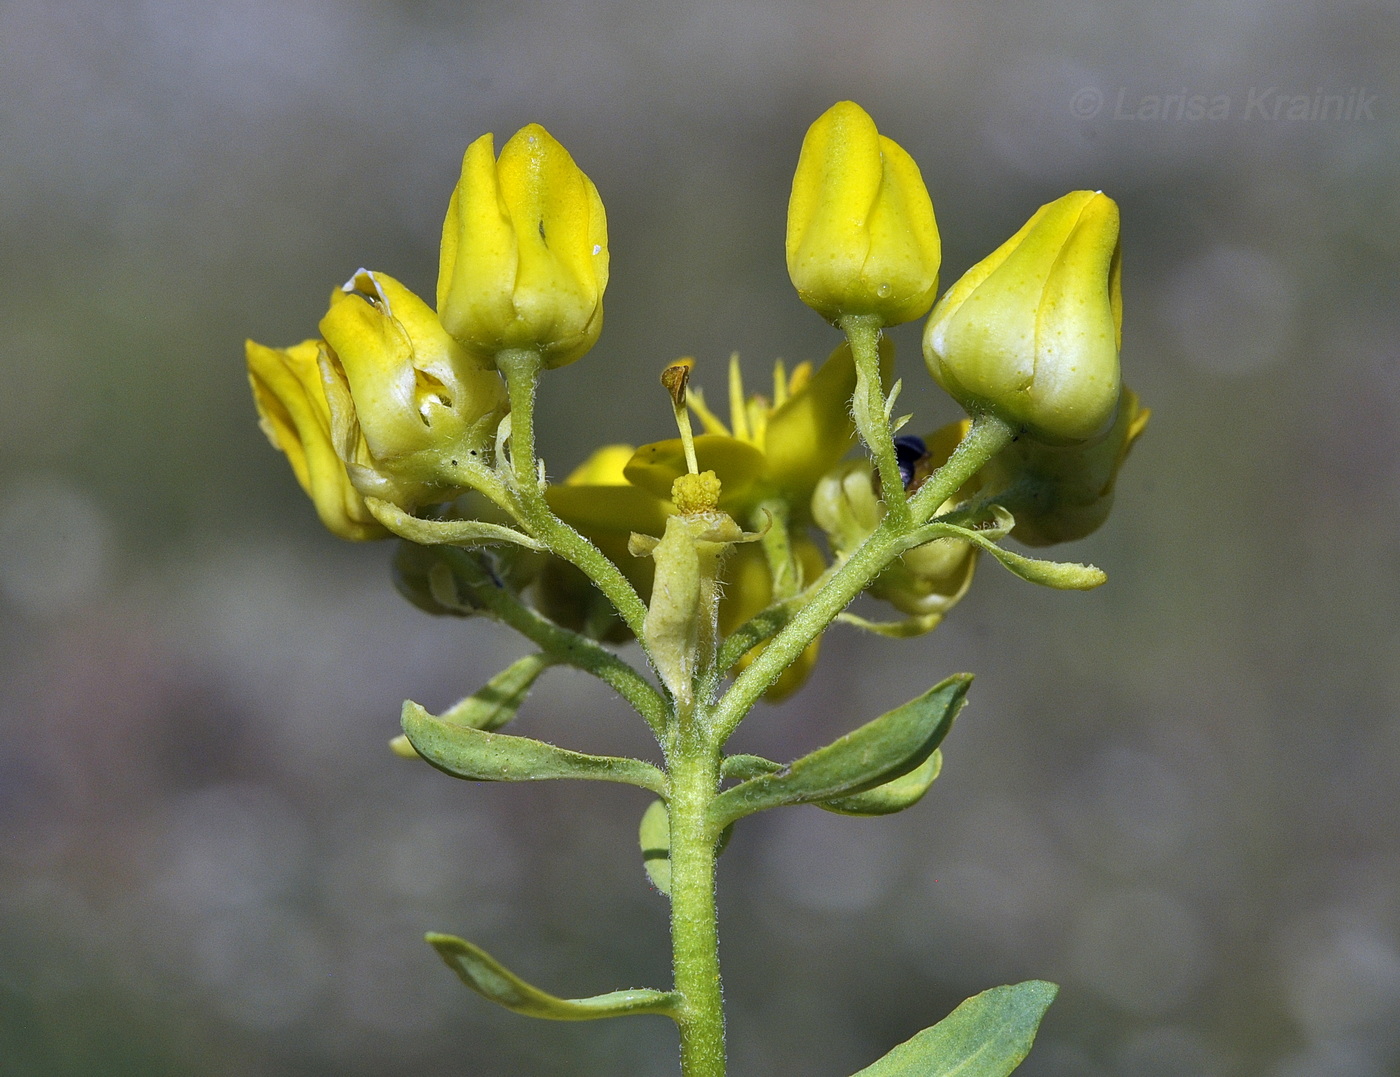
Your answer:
(427, 933), (680, 1022)
(916, 517), (1105, 590)
(402, 701), (666, 793)
(392, 654), (552, 761)
(709, 674), (970, 829)
(849, 980), (1058, 1076)
(819, 749), (943, 816)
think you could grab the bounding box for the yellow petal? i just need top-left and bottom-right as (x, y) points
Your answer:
(623, 435), (767, 517)
(764, 338), (892, 507)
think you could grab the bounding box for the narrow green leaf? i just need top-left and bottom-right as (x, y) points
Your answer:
(819, 750), (943, 816)
(637, 798), (733, 897)
(427, 933), (680, 1022)
(709, 674), (970, 829)
(402, 701), (666, 793)
(915, 521), (1105, 590)
(639, 799), (672, 896)
(836, 609), (948, 638)
(441, 652), (552, 732)
(720, 754), (785, 781)
(850, 980), (1058, 1076)
(365, 496), (545, 550)
(392, 654), (552, 762)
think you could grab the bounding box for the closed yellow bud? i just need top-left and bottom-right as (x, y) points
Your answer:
(245, 338), (387, 541)
(923, 190), (1122, 443)
(437, 125), (609, 368)
(318, 269), (506, 490)
(786, 101), (941, 326)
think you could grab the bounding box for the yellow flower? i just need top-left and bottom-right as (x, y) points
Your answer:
(812, 421), (978, 624)
(621, 341), (890, 528)
(245, 338), (387, 541)
(543, 345), (881, 699)
(437, 124), (609, 369)
(979, 387), (1149, 546)
(923, 190), (1122, 443)
(318, 268), (507, 501)
(787, 101), (941, 326)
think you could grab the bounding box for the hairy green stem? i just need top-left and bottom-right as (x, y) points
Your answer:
(440, 547), (668, 738)
(753, 498), (798, 602)
(711, 412), (1015, 742)
(841, 314), (910, 526)
(667, 724), (727, 1077)
(496, 348), (650, 640)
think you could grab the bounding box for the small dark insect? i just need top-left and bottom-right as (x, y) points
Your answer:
(893, 435), (929, 490)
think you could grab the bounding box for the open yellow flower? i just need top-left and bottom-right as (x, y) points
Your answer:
(543, 344), (883, 698)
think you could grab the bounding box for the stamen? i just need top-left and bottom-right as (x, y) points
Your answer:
(772, 359), (788, 408)
(728, 353), (750, 443)
(686, 387), (731, 437)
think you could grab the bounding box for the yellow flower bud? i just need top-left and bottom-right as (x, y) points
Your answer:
(923, 190), (1122, 443)
(318, 269), (506, 489)
(786, 101), (941, 326)
(245, 338), (387, 541)
(980, 388), (1149, 546)
(437, 125), (609, 368)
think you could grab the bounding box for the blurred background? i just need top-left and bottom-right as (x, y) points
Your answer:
(2, 1), (1398, 1074)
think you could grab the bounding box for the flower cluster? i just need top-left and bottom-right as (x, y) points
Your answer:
(246, 101), (1144, 703)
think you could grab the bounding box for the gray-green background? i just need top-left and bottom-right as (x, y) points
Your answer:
(2, 2), (1398, 1074)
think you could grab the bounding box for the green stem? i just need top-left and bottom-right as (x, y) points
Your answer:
(711, 412), (1015, 742)
(496, 348), (650, 640)
(841, 314), (909, 526)
(667, 724), (726, 1077)
(753, 498), (798, 602)
(440, 547), (669, 739)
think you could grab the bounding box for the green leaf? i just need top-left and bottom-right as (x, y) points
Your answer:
(365, 496), (545, 550)
(391, 654), (551, 762)
(916, 521), (1105, 590)
(721, 751), (945, 817)
(709, 674), (970, 829)
(637, 798), (734, 898)
(720, 754), (785, 781)
(638, 799), (672, 896)
(440, 652), (551, 732)
(402, 701), (666, 793)
(427, 933), (680, 1022)
(836, 609), (948, 638)
(849, 980), (1058, 1076)
(819, 749), (943, 816)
